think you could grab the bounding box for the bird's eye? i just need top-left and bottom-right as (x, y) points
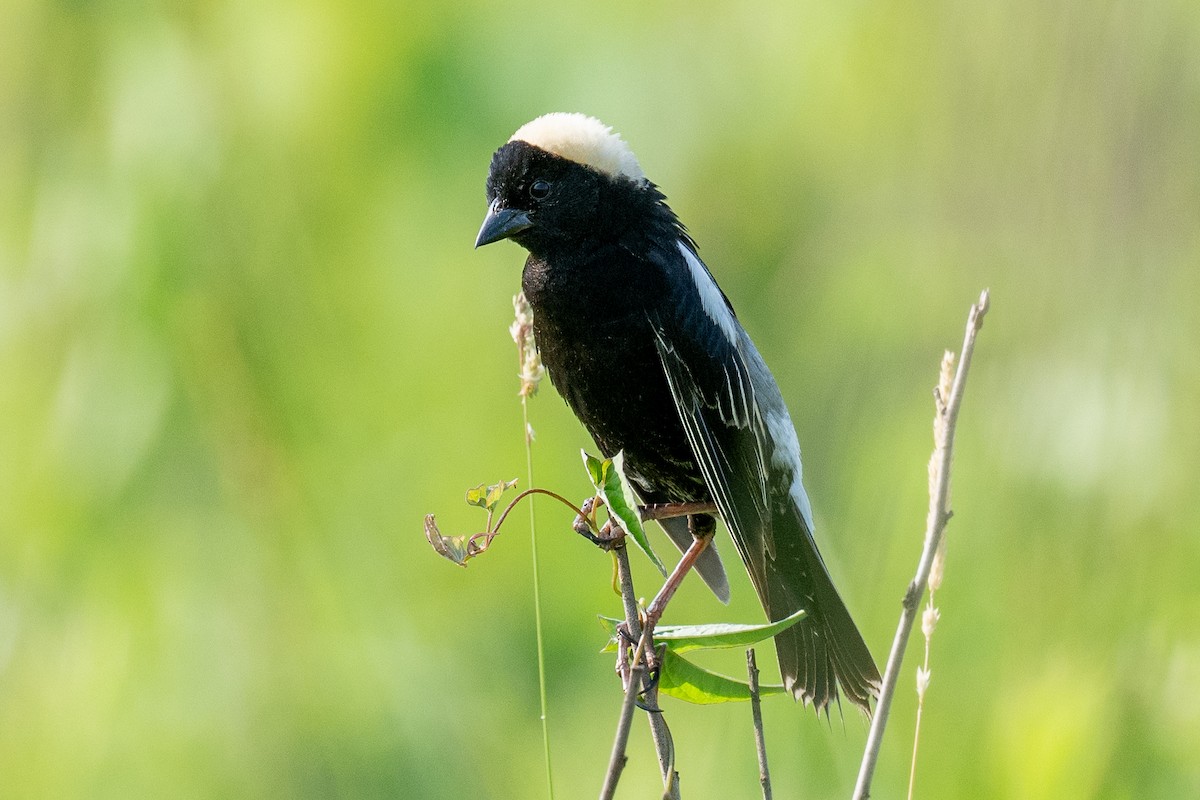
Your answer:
(529, 180), (551, 200)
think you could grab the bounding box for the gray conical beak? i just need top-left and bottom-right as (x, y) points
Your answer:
(475, 201), (532, 248)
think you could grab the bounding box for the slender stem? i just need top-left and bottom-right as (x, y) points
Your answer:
(615, 545), (642, 650)
(600, 544), (647, 799)
(747, 649), (773, 800)
(906, 591), (934, 800)
(907, 703), (924, 800)
(637, 532), (715, 798)
(600, 541), (683, 800)
(599, 655), (643, 800)
(490, 488), (595, 537)
(600, 545), (650, 800)
(644, 663), (679, 800)
(522, 397), (555, 800)
(852, 290), (989, 800)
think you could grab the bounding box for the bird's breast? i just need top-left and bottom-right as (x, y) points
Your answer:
(521, 250), (706, 501)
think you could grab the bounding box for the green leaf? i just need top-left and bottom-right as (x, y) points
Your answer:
(424, 514), (470, 567)
(608, 452), (665, 575)
(465, 484), (489, 508)
(465, 479), (518, 512)
(583, 451), (605, 488)
(658, 649), (788, 704)
(597, 615), (621, 642)
(649, 610), (808, 653)
(581, 450), (665, 575)
(484, 478), (518, 511)
(597, 609), (807, 653)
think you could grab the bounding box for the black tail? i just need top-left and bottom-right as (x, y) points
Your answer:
(754, 504), (880, 714)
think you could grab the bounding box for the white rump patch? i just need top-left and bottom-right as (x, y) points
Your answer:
(764, 407), (815, 531)
(510, 113), (645, 182)
(740, 325), (817, 533)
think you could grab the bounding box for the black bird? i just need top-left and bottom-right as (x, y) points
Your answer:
(475, 113), (880, 713)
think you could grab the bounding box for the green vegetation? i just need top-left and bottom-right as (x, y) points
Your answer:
(2, 1), (1197, 797)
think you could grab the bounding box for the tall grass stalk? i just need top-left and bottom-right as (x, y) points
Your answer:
(907, 351), (953, 799)
(524, 395), (553, 800)
(512, 293), (554, 799)
(853, 290), (989, 799)
(907, 543), (943, 799)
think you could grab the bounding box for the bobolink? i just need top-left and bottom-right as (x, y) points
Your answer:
(476, 113), (880, 713)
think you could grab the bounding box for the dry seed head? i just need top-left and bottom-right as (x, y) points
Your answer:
(916, 665), (932, 700)
(929, 536), (947, 592)
(511, 292), (544, 397)
(937, 350), (955, 411)
(922, 604), (941, 639)
(934, 350), (955, 446)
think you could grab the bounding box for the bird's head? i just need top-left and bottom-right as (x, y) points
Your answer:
(475, 113), (650, 254)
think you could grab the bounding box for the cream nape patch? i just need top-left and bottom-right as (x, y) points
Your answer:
(510, 113), (646, 183)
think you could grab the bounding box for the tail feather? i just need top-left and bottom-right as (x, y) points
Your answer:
(757, 504), (881, 715)
(646, 496), (878, 713)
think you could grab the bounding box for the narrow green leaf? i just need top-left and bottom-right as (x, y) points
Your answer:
(597, 615), (621, 641)
(608, 452), (665, 576)
(597, 609), (807, 653)
(581, 450), (665, 576)
(649, 610), (808, 653)
(658, 649), (787, 704)
(582, 451), (605, 488)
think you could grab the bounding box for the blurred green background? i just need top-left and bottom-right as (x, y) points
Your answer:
(3, 1), (1198, 797)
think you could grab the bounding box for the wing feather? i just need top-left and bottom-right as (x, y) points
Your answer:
(651, 325), (772, 589)
(650, 243), (880, 713)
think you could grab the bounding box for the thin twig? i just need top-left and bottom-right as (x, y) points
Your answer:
(599, 644), (642, 800)
(491, 488), (594, 538)
(630, 534), (716, 799)
(643, 645), (679, 800)
(747, 649), (773, 800)
(600, 535), (700, 800)
(600, 543), (668, 799)
(615, 543), (643, 652)
(852, 289), (990, 800)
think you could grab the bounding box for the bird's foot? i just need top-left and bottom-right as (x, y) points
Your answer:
(572, 496), (626, 550)
(638, 500), (718, 523)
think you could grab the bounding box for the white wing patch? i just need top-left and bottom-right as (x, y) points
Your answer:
(678, 242), (741, 346)
(510, 113), (645, 183)
(672, 240), (817, 533)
